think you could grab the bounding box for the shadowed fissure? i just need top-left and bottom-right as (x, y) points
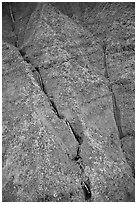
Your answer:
(4, 0), (126, 143)
(19, 49), (92, 201)
(6, 2), (19, 48)
(102, 41), (125, 140)
(16, 34), (127, 201)
(7, 3), (129, 199)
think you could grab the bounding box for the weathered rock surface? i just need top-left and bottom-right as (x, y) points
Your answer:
(83, 2), (135, 137)
(2, 2), (135, 202)
(2, 2), (37, 47)
(2, 41), (83, 202)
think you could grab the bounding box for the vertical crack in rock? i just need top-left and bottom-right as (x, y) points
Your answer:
(19, 50), (65, 119)
(109, 86), (124, 139)
(102, 41), (124, 139)
(34, 67), (46, 93)
(102, 42), (109, 79)
(19, 49), (92, 201)
(65, 120), (92, 201)
(72, 145), (82, 161)
(19, 50), (46, 93)
(19, 49), (26, 57)
(36, 73), (92, 201)
(2, 2), (135, 201)
(81, 179), (92, 201)
(6, 2), (19, 47)
(48, 98), (65, 119)
(65, 120), (83, 145)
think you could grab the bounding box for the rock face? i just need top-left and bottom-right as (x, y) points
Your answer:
(82, 2), (135, 137)
(2, 2), (135, 202)
(2, 41), (83, 202)
(2, 2), (37, 47)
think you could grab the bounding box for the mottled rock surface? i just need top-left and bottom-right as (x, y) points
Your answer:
(2, 41), (83, 202)
(83, 2), (135, 137)
(2, 2), (135, 202)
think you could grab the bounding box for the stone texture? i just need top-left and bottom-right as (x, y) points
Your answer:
(2, 41), (83, 202)
(2, 2), (135, 202)
(2, 2), (37, 47)
(82, 2), (135, 136)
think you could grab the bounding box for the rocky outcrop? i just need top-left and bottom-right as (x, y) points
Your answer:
(2, 3), (135, 202)
(2, 41), (83, 202)
(83, 2), (135, 137)
(81, 3), (135, 179)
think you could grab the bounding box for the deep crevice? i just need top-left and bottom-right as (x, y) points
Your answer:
(19, 50), (65, 119)
(19, 51), (92, 201)
(72, 146), (82, 161)
(49, 98), (65, 119)
(109, 85), (125, 139)
(19, 49), (27, 58)
(65, 119), (91, 200)
(102, 40), (125, 139)
(36, 70), (91, 201)
(81, 179), (92, 201)
(65, 120), (83, 145)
